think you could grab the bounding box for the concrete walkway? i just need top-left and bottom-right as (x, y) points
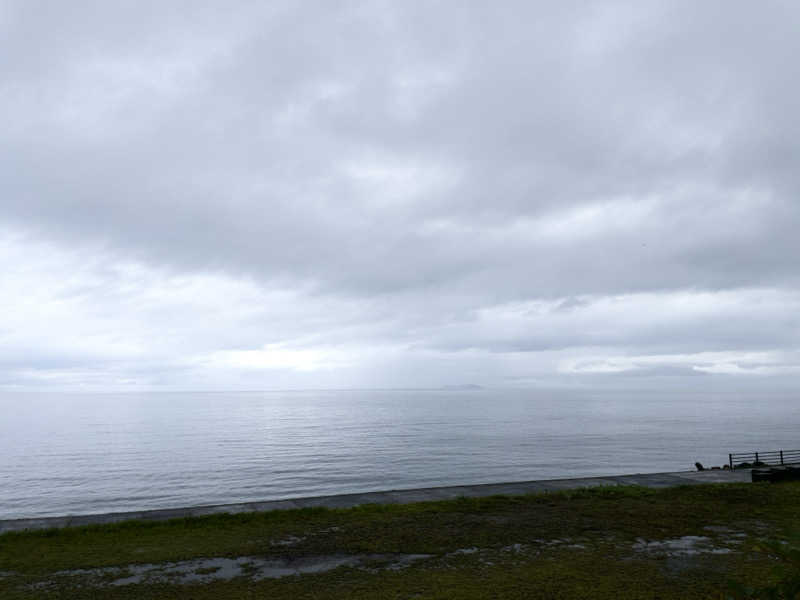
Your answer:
(0, 469), (751, 534)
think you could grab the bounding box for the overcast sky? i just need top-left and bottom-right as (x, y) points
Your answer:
(1, 1), (799, 391)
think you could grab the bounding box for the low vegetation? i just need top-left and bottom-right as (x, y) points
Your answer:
(1, 482), (799, 599)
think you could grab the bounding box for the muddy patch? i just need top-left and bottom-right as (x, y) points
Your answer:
(630, 533), (751, 574)
(41, 553), (432, 587)
(632, 535), (731, 556)
(270, 535), (306, 547)
(632, 524), (755, 558)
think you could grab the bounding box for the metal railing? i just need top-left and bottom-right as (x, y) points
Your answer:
(729, 449), (800, 470)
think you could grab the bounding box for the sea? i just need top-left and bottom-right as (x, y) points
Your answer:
(1, 388), (797, 519)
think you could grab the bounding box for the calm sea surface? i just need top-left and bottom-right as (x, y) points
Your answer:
(1, 389), (797, 519)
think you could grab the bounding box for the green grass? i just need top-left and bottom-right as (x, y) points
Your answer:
(1, 482), (799, 598)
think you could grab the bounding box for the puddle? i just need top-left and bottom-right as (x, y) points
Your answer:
(703, 526), (746, 541)
(632, 536), (733, 556)
(450, 547), (480, 555)
(449, 539), (588, 561)
(703, 526), (734, 534)
(270, 535), (306, 547)
(47, 553), (432, 587)
(22, 529), (755, 589)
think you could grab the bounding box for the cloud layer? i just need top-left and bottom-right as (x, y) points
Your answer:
(2, 1), (799, 389)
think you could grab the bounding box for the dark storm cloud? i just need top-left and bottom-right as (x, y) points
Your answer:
(1, 1), (799, 388)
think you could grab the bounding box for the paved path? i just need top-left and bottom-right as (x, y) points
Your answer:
(0, 469), (751, 534)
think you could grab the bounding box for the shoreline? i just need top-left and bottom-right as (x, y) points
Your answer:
(0, 468), (751, 534)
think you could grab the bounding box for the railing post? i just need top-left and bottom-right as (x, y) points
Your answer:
(729, 454), (733, 470)
(781, 450), (784, 465)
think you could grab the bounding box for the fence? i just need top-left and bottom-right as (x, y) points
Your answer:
(728, 449), (800, 470)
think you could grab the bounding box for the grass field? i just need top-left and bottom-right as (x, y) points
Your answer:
(1, 482), (799, 599)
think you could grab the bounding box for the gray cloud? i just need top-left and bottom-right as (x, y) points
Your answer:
(1, 1), (799, 389)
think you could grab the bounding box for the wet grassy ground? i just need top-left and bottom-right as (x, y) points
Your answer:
(1, 482), (798, 599)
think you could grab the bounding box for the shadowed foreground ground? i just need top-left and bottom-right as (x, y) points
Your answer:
(1, 482), (798, 599)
